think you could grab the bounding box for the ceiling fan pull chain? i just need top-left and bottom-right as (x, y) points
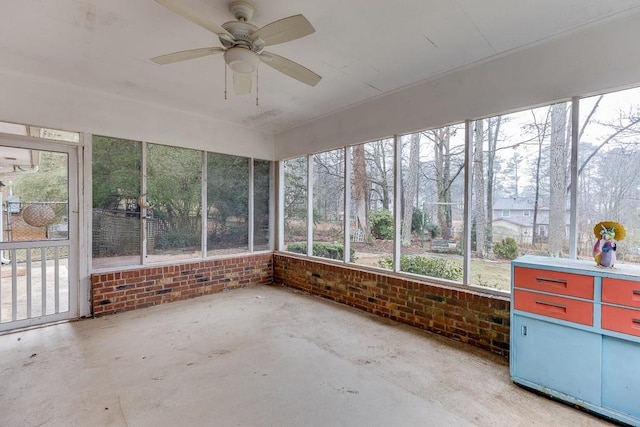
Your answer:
(224, 63), (228, 100)
(256, 67), (259, 106)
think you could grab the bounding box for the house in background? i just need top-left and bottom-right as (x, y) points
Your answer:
(492, 197), (570, 245)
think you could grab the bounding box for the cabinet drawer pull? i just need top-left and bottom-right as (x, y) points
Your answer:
(633, 318), (640, 328)
(633, 290), (640, 301)
(535, 300), (567, 314)
(535, 276), (568, 287)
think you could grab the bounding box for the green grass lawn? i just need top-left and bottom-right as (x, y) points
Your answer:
(469, 258), (512, 291)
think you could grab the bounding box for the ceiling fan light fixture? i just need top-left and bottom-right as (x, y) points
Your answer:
(224, 47), (260, 73)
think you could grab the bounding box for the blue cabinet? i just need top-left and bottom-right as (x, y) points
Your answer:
(511, 256), (640, 426)
(602, 336), (640, 416)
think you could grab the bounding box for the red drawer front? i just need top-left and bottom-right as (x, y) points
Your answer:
(514, 289), (593, 326)
(602, 305), (640, 337)
(513, 267), (594, 299)
(602, 278), (640, 309)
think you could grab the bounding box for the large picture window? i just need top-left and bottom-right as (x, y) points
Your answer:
(92, 136), (264, 268)
(92, 136), (142, 268)
(470, 102), (572, 290)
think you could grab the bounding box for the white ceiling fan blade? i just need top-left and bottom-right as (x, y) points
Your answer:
(260, 52), (321, 87)
(251, 15), (315, 47)
(233, 71), (253, 95)
(151, 47), (224, 65)
(155, 0), (234, 39)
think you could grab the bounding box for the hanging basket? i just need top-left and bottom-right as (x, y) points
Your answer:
(22, 204), (56, 227)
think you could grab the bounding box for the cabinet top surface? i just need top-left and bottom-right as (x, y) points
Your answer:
(513, 255), (640, 280)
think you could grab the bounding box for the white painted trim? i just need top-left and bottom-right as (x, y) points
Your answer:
(393, 135), (401, 272)
(248, 158), (255, 252)
(306, 154), (313, 257)
(79, 133), (91, 317)
(463, 120), (473, 285)
(202, 152), (208, 256)
(268, 161), (275, 251)
(276, 161), (285, 251)
(569, 97), (579, 259)
(343, 147), (351, 264)
(141, 142), (148, 264)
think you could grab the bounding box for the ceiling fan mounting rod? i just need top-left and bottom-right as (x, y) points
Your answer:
(229, 1), (254, 22)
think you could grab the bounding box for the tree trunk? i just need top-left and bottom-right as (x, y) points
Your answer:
(548, 103), (569, 256)
(531, 109), (549, 247)
(402, 134), (420, 246)
(433, 128), (453, 239)
(486, 116), (501, 248)
(473, 120), (486, 258)
(352, 144), (371, 241)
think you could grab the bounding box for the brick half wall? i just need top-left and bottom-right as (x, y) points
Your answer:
(91, 253), (273, 316)
(274, 253), (511, 358)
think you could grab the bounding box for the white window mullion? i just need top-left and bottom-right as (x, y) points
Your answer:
(307, 154), (313, 257)
(463, 119), (473, 285)
(276, 161), (285, 251)
(343, 147), (351, 263)
(393, 135), (401, 272)
(141, 142), (148, 264)
(248, 158), (255, 252)
(201, 151), (208, 258)
(80, 132), (92, 316)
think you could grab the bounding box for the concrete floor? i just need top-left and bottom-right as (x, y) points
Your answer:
(0, 285), (612, 427)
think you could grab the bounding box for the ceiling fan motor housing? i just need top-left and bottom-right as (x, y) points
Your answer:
(224, 47), (260, 73)
(220, 21), (258, 49)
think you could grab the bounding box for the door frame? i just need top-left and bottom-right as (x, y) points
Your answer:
(0, 132), (82, 331)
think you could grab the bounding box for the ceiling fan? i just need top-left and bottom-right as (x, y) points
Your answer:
(151, 0), (322, 96)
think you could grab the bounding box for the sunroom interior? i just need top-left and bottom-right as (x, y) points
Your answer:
(2, 0), (640, 425)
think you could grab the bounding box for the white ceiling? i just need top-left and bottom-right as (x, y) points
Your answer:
(2, 0), (640, 135)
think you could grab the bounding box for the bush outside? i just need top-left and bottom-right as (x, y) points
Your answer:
(493, 237), (519, 260)
(369, 209), (393, 240)
(287, 242), (356, 261)
(379, 254), (462, 281)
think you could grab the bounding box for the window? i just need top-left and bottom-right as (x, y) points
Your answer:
(283, 157), (307, 253)
(470, 101), (572, 290)
(578, 86), (640, 264)
(253, 159), (271, 251)
(312, 149), (345, 260)
(207, 153), (249, 256)
(146, 144), (202, 262)
(399, 125), (465, 282)
(92, 136), (142, 268)
(274, 85), (640, 294)
(349, 139), (394, 268)
(92, 135), (267, 268)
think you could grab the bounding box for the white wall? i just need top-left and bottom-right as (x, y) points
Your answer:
(275, 12), (640, 159)
(0, 68), (276, 160)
